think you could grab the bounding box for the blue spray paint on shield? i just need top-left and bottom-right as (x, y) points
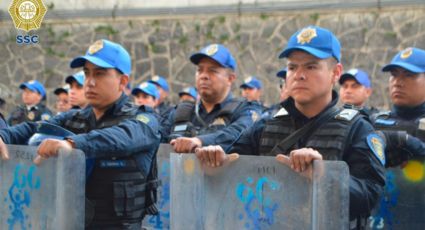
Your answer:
(148, 161), (170, 229)
(6, 164), (41, 230)
(236, 176), (280, 230)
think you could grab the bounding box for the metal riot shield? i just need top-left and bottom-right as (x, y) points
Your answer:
(0, 145), (85, 230)
(143, 144), (173, 229)
(170, 153), (349, 230)
(368, 156), (425, 229)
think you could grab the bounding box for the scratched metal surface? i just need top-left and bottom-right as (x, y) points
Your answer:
(0, 145), (85, 230)
(170, 153), (349, 230)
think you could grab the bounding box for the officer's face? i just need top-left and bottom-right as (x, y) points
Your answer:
(241, 87), (261, 102)
(196, 58), (235, 104)
(55, 92), (71, 113)
(83, 61), (128, 110)
(22, 88), (42, 105)
(69, 81), (87, 108)
(134, 92), (157, 107)
(286, 51), (341, 107)
(339, 78), (372, 107)
(389, 67), (425, 107)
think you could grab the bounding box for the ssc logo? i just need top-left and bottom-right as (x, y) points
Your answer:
(9, 0), (48, 32)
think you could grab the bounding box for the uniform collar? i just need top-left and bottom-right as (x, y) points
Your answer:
(199, 93), (233, 112)
(82, 93), (129, 118)
(393, 101), (425, 119)
(282, 90), (339, 121)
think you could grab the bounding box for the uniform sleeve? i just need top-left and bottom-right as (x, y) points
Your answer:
(69, 113), (161, 159)
(343, 118), (386, 219)
(197, 102), (261, 151)
(0, 111), (75, 144)
(226, 118), (266, 155)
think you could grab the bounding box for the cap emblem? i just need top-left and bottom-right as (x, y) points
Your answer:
(400, 48), (413, 59)
(88, 40), (104, 55)
(205, 44), (218, 56)
(297, 28), (317, 45)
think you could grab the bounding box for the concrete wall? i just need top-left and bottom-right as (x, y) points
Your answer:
(0, 3), (424, 114)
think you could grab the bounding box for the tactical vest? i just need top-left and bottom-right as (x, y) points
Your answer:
(64, 103), (159, 226)
(8, 104), (51, 126)
(170, 99), (244, 139)
(259, 108), (361, 160)
(372, 111), (425, 141)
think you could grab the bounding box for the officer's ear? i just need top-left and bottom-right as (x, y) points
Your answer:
(226, 69), (236, 83)
(330, 61), (343, 85)
(119, 74), (129, 91)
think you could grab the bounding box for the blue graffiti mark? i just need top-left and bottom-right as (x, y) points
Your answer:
(6, 164), (41, 230)
(369, 171), (399, 229)
(148, 161), (170, 229)
(236, 176), (280, 230)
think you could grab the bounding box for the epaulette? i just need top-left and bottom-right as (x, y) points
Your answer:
(335, 108), (359, 121)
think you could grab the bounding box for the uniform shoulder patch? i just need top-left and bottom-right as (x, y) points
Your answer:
(273, 108), (289, 118)
(367, 133), (386, 166)
(335, 109), (358, 121)
(136, 114), (150, 124)
(41, 113), (51, 121)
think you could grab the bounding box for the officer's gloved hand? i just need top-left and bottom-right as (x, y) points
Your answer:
(377, 130), (413, 167)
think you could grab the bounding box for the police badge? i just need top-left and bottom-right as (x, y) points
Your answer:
(400, 47), (413, 59)
(297, 27), (317, 45)
(8, 0), (48, 32)
(88, 40), (104, 55)
(205, 44), (218, 56)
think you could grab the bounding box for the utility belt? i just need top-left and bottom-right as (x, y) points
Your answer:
(86, 158), (147, 227)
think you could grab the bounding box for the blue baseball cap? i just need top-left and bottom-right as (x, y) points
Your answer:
(276, 67), (287, 78)
(190, 44), (237, 71)
(70, 39), (131, 75)
(132, 82), (160, 99)
(148, 75), (169, 92)
(19, 80), (46, 98)
(339, 68), (371, 88)
(179, 86), (198, 99)
(240, 76), (262, 89)
(382, 47), (425, 73)
(65, 71), (85, 86)
(279, 26), (341, 63)
(54, 84), (70, 95)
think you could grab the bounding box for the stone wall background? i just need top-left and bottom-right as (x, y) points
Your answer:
(0, 5), (424, 115)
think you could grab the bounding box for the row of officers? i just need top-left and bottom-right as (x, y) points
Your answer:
(0, 25), (424, 229)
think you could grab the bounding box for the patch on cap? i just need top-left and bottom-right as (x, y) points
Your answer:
(205, 44), (218, 56)
(347, 68), (359, 76)
(183, 87), (190, 93)
(152, 75), (160, 81)
(140, 82), (148, 88)
(28, 80), (35, 84)
(88, 40), (104, 55)
(400, 47), (413, 59)
(297, 27), (317, 45)
(244, 77), (253, 84)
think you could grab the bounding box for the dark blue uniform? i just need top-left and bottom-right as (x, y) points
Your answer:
(229, 92), (385, 225)
(6, 103), (52, 126)
(0, 113), (6, 129)
(168, 93), (262, 151)
(0, 94), (161, 228)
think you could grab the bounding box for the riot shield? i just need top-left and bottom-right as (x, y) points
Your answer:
(0, 145), (85, 230)
(170, 153), (349, 230)
(143, 144), (173, 229)
(368, 156), (425, 229)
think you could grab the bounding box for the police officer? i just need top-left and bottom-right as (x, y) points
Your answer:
(195, 26), (385, 230)
(372, 47), (425, 165)
(178, 86), (198, 102)
(263, 68), (289, 117)
(132, 82), (159, 108)
(53, 84), (72, 114)
(148, 75), (174, 119)
(0, 39), (161, 229)
(339, 68), (378, 117)
(240, 76), (263, 102)
(168, 44), (261, 153)
(7, 80), (52, 126)
(66, 71), (88, 109)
